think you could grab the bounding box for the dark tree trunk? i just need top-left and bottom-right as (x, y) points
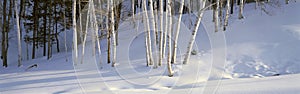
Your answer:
(107, 30), (111, 64)
(114, 1), (122, 46)
(32, 0), (39, 59)
(230, 0), (234, 14)
(54, 2), (60, 52)
(2, 0), (8, 67)
(19, 0), (25, 37)
(48, 0), (53, 59)
(43, 3), (47, 56)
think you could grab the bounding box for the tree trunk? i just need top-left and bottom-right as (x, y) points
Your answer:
(238, 0), (244, 19)
(48, 1), (53, 60)
(148, 0), (158, 68)
(106, 0), (111, 64)
(2, 0), (8, 67)
(15, 0), (22, 67)
(183, 0), (207, 65)
(19, 0), (25, 37)
(143, 0), (154, 66)
(73, 0), (78, 65)
(79, 0), (83, 42)
(163, 0), (169, 58)
(224, 0), (231, 31)
(110, 0), (117, 67)
(214, 0), (220, 32)
(230, 0), (234, 14)
(80, 0), (91, 64)
(158, 0), (164, 66)
(132, 0), (136, 28)
(92, 0), (102, 65)
(114, 1), (122, 46)
(54, 3), (60, 53)
(64, 0), (68, 62)
(171, 0), (185, 64)
(32, 0), (38, 59)
(43, 3), (47, 56)
(166, 0), (173, 77)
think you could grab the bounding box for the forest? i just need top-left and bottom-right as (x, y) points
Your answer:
(0, 0), (291, 76)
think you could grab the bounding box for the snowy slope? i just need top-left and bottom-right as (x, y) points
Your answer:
(0, 49), (299, 94)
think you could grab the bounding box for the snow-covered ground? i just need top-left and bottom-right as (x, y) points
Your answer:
(1, 1), (300, 94)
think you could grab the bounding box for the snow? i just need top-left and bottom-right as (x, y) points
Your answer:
(1, 1), (300, 94)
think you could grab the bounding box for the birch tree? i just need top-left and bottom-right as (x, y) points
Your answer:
(79, 0), (83, 42)
(148, 0), (158, 68)
(80, 0), (91, 64)
(142, 0), (154, 66)
(92, 0), (102, 65)
(15, 0), (22, 67)
(214, 0), (220, 32)
(110, 0), (117, 67)
(224, 0), (231, 31)
(239, 0), (244, 19)
(171, 0), (185, 64)
(166, 0), (173, 77)
(64, 0), (68, 62)
(183, 0), (207, 65)
(132, 0), (136, 27)
(73, 0), (78, 65)
(158, 0), (164, 66)
(163, 0), (169, 58)
(106, 0), (111, 64)
(47, 1), (53, 60)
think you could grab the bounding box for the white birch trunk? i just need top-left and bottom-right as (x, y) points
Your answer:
(79, 0), (83, 42)
(106, 0), (111, 64)
(183, 0), (207, 65)
(255, 0), (259, 9)
(163, 0), (169, 58)
(171, 0), (185, 64)
(81, 0), (91, 64)
(15, 0), (22, 67)
(166, 0), (173, 77)
(132, 0), (136, 28)
(73, 0), (78, 65)
(238, 0), (244, 19)
(91, 0), (96, 57)
(158, 0), (164, 66)
(110, 0), (117, 67)
(64, 0), (68, 62)
(143, 0), (154, 66)
(92, 0), (102, 66)
(142, 0), (150, 66)
(224, 0), (231, 31)
(214, 0), (220, 32)
(148, 0), (158, 68)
